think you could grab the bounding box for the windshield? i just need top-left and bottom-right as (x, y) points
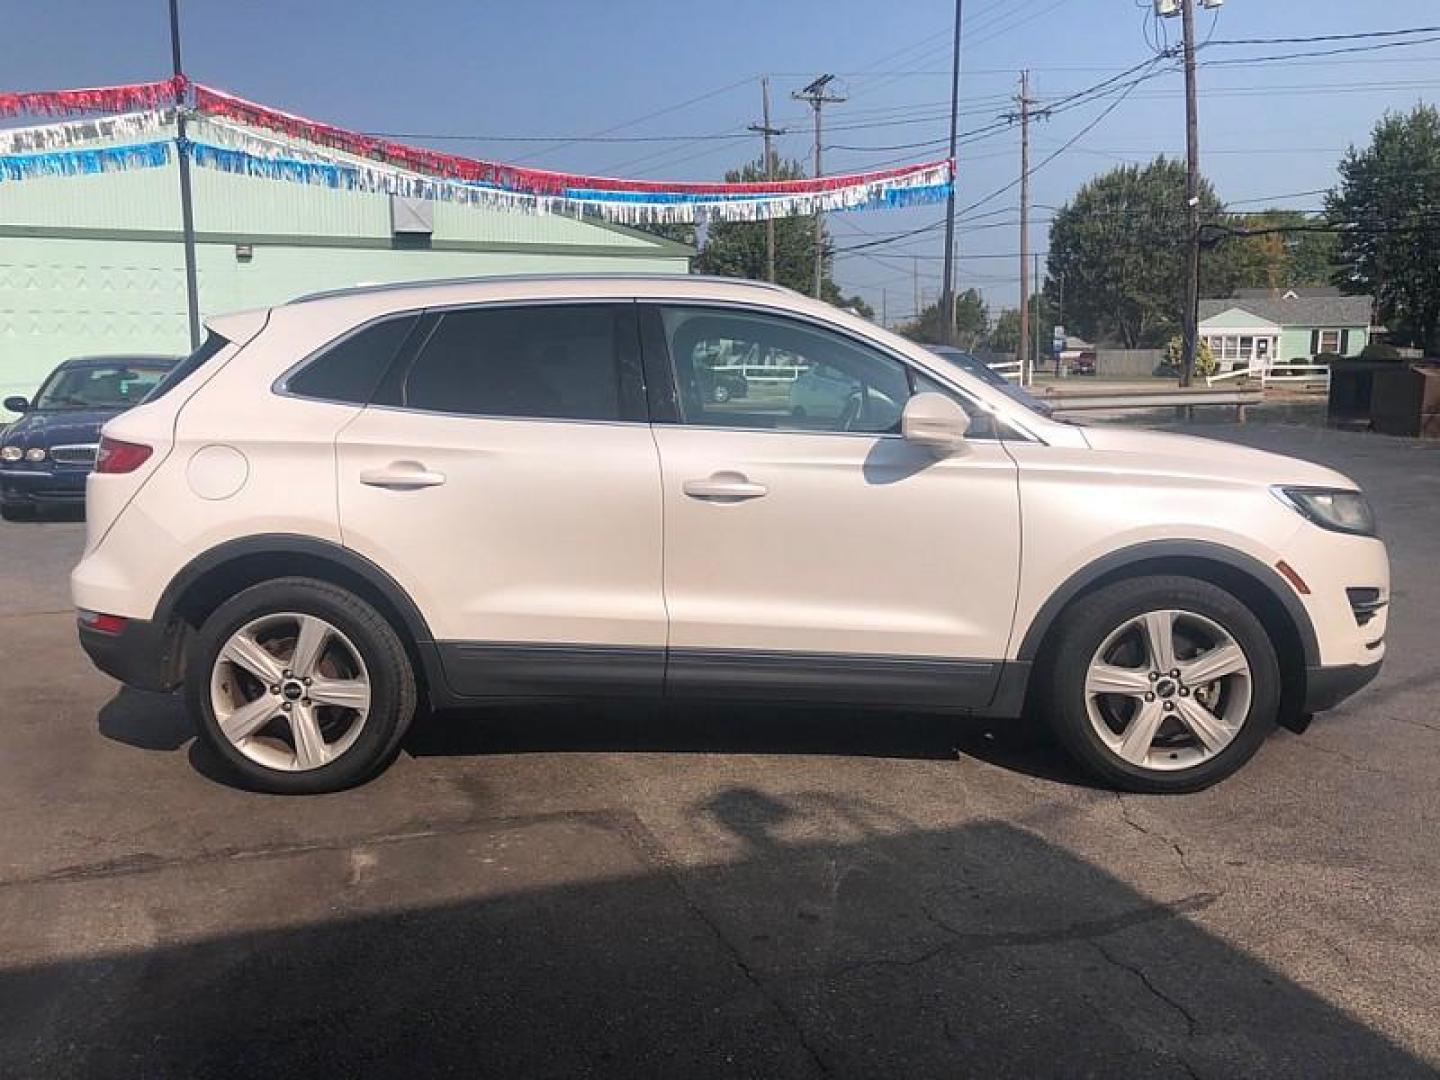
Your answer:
(32, 363), (172, 411)
(926, 346), (1053, 417)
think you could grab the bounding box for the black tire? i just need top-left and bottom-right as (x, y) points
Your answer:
(185, 577), (417, 794)
(1, 502), (36, 522)
(1036, 574), (1281, 794)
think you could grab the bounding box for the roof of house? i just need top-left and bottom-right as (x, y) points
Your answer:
(1233, 286), (1341, 300)
(1199, 292), (1373, 328)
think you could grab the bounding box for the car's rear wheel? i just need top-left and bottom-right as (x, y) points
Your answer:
(1038, 575), (1280, 793)
(186, 577), (416, 794)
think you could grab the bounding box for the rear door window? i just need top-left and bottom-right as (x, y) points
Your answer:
(377, 304), (644, 422)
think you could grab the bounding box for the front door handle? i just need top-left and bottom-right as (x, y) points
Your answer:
(359, 462), (447, 490)
(683, 471), (768, 501)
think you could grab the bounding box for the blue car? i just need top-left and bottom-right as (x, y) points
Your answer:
(1, 355), (179, 520)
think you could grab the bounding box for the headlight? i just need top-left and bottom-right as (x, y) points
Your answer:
(1273, 486), (1376, 537)
(24, 447), (46, 463)
(0, 446), (20, 463)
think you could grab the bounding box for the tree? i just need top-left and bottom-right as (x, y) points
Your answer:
(1328, 104), (1440, 352)
(988, 308), (1020, 354)
(1225, 210), (1337, 290)
(897, 288), (988, 346)
(1045, 157), (1234, 347)
(693, 156), (849, 302)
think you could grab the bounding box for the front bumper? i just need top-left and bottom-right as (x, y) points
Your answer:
(78, 616), (183, 693)
(1303, 659), (1383, 713)
(0, 467), (87, 505)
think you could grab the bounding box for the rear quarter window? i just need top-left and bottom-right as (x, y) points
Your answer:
(285, 315), (421, 405)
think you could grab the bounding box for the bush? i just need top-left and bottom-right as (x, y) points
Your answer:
(1163, 335), (1218, 377)
(1313, 352), (1344, 366)
(1360, 342), (1402, 361)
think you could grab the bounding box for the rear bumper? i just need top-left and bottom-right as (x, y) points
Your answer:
(78, 616), (182, 693)
(1303, 659), (1383, 714)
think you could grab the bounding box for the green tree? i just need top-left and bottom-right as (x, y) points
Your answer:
(1225, 210), (1337, 290)
(897, 288), (988, 346)
(1045, 157), (1234, 347)
(693, 156), (849, 302)
(988, 307), (1020, 354)
(1327, 104), (1440, 351)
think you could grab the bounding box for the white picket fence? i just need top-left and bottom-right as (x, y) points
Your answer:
(706, 359), (1025, 384)
(987, 360), (1023, 381)
(1206, 362), (1331, 392)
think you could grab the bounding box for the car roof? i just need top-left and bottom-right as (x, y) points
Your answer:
(287, 272), (795, 307)
(61, 355), (181, 368)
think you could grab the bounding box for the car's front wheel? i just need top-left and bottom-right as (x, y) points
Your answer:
(1038, 575), (1280, 793)
(186, 577), (417, 793)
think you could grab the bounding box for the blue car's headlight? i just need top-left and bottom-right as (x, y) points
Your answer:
(1273, 486), (1377, 537)
(23, 447), (46, 463)
(0, 446), (21, 463)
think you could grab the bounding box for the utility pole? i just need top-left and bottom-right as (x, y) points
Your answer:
(939, 0), (965, 344)
(913, 256), (921, 324)
(881, 288), (888, 328)
(1033, 250), (1042, 376)
(169, 0), (201, 349)
(793, 75), (846, 299)
(1179, 0), (1202, 387)
(748, 77), (786, 284)
(1017, 70), (1033, 387)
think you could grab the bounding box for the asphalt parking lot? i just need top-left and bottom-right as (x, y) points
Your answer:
(1, 420), (1437, 1078)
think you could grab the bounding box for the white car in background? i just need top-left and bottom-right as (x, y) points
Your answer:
(72, 274), (1387, 794)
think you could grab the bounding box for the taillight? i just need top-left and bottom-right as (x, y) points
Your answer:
(95, 436), (153, 474)
(78, 610), (128, 634)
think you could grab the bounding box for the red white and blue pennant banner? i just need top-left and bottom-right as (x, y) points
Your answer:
(0, 77), (953, 223)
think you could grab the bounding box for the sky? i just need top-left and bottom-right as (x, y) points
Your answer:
(5, 0), (1440, 323)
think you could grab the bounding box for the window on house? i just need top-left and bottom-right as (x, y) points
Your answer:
(1318, 330), (1342, 354)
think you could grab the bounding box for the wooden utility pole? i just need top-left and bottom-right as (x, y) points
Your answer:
(1017, 70), (1033, 386)
(939, 0), (965, 344)
(793, 75), (846, 299)
(748, 77), (786, 283)
(913, 256), (921, 324)
(1179, 0), (1202, 387)
(169, 0), (201, 348)
(881, 288), (888, 328)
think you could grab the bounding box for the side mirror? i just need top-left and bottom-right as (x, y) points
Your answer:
(901, 392), (970, 455)
(3, 396), (29, 414)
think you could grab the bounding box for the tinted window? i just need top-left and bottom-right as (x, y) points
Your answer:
(34, 362), (173, 410)
(393, 305), (628, 421)
(288, 315), (419, 404)
(660, 306), (911, 434)
(145, 334), (226, 403)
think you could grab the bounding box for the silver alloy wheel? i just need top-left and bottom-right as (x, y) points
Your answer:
(210, 612), (371, 772)
(1084, 608), (1252, 772)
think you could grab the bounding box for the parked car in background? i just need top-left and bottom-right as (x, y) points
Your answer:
(1069, 351), (1097, 376)
(72, 275), (1387, 796)
(697, 366), (748, 404)
(926, 345), (1054, 418)
(1, 355), (179, 520)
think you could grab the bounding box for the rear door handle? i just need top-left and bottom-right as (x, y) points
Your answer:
(683, 471), (768, 501)
(359, 462), (447, 490)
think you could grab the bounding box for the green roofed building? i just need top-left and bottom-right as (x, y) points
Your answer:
(0, 160), (692, 410)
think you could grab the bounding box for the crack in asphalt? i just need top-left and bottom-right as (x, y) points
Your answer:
(814, 890), (1220, 982)
(1091, 938), (1201, 1039)
(1113, 793), (1214, 893)
(1287, 737), (1390, 776)
(612, 814), (835, 1079)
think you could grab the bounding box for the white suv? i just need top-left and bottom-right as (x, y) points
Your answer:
(72, 275), (1389, 794)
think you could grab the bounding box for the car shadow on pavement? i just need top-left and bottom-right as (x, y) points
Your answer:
(96, 688), (1100, 791)
(0, 790), (1428, 1077)
(403, 701), (1101, 788)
